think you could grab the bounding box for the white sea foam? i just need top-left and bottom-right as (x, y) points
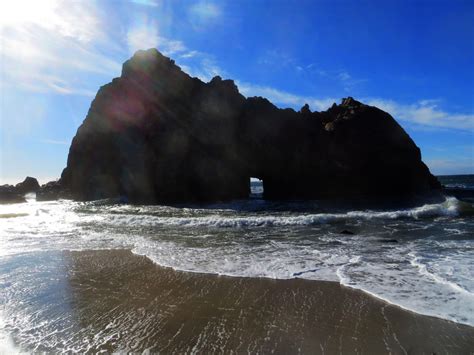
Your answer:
(95, 197), (464, 229)
(0, 195), (473, 335)
(409, 252), (473, 295)
(0, 310), (21, 355)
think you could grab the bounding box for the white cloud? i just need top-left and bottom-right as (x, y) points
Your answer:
(179, 50), (200, 59)
(20, 73), (96, 97)
(227, 82), (474, 132)
(188, 1), (221, 28)
(336, 70), (367, 92)
(126, 22), (160, 54)
(124, 24), (223, 83)
(126, 21), (187, 57)
(258, 50), (295, 68)
(0, 0), (102, 43)
(0, 0), (121, 96)
(366, 98), (474, 131)
(158, 38), (186, 55)
(302, 65), (366, 92)
(338, 71), (351, 81)
(124, 20), (222, 83)
(237, 83), (337, 111)
(130, 0), (159, 7)
(190, 1), (221, 19)
(186, 58), (223, 82)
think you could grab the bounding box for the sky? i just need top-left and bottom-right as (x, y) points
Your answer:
(0, 0), (473, 184)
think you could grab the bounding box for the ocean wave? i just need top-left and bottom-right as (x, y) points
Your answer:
(99, 197), (468, 228)
(1, 195), (473, 328)
(444, 183), (474, 189)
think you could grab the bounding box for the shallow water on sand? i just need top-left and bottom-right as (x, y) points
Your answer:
(0, 249), (473, 353)
(1, 186), (473, 332)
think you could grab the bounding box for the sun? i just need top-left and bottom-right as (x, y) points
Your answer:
(0, 0), (60, 29)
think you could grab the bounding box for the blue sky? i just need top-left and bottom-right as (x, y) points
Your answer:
(0, 0), (473, 184)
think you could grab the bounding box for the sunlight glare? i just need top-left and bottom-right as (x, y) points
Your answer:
(0, 0), (60, 28)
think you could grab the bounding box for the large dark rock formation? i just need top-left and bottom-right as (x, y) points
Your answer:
(60, 49), (440, 203)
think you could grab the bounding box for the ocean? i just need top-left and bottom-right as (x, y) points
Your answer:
(0, 175), (473, 351)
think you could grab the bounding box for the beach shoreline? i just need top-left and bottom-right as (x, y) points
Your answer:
(1, 249), (473, 353)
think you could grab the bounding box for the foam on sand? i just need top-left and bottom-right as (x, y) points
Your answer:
(1, 250), (473, 353)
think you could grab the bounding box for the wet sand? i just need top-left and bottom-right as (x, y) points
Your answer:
(3, 249), (474, 353)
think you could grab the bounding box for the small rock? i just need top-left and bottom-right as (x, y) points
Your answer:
(340, 230), (355, 235)
(300, 103), (311, 115)
(325, 122), (335, 132)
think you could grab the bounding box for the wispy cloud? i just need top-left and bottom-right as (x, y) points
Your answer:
(258, 55), (366, 93)
(338, 72), (351, 81)
(126, 21), (160, 54)
(335, 70), (367, 92)
(188, 1), (222, 28)
(126, 19), (191, 57)
(258, 50), (296, 68)
(0, 0), (104, 43)
(181, 56), (224, 82)
(237, 82), (337, 111)
(124, 22), (223, 83)
(40, 139), (69, 145)
(366, 98), (474, 131)
(130, 0), (159, 7)
(179, 50), (200, 59)
(232, 81), (474, 132)
(0, 0), (121, 96)
(307, 66), (366, 92)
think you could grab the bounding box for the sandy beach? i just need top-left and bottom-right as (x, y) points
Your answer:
(2, 249), (472, 353)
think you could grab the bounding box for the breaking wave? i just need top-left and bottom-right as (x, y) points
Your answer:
(99, 197), (470, 228)
(1, 193), (473, 328)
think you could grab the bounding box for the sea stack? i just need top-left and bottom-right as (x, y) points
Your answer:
(60, 48), (440, 203)
(0, 176), (40, 204)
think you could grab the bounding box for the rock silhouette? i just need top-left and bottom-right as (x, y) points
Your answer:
(59, 49), (440, 203)
(36, 180), (71, 201)
(15, 176), (40, 194)
(0, 176), (40, 204)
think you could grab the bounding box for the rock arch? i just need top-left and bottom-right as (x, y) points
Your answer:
(60, 49), (440, 203)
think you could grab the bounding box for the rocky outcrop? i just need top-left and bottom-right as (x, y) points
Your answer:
(0, 177), (40, 204)
(60, 49), (441, 203)
(36, 180), (71, 201)
(15, 176), (40, 194)
(0, 185), (26, 204)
